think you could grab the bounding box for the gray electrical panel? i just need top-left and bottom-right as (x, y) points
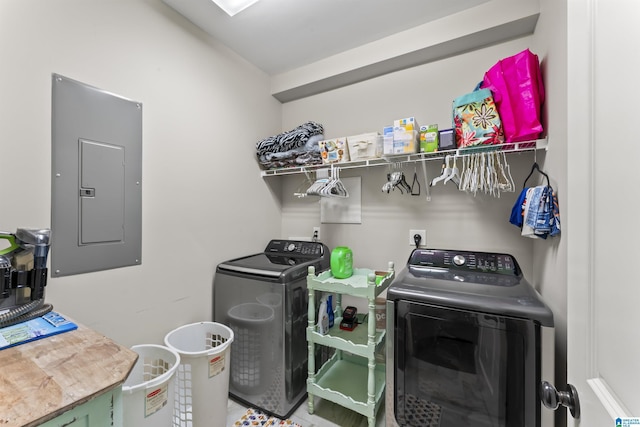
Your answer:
(51, 74), (142, 277)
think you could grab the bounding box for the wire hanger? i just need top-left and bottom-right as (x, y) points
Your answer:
(523, 162), (550, 189)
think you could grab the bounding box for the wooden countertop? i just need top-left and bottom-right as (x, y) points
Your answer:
(0, 320), (138, 427)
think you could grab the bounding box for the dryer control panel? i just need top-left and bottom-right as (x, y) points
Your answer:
(265, 240), (326, 257)
(408, 249), (520, 276)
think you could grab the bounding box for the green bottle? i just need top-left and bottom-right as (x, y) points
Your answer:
(330, 246), (353, 279)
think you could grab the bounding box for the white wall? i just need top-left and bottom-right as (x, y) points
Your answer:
(530, 0), (569, 425)
(566, 0), (640, 422)
(280, 37), (538, 279)
(0, 0), (282, 347)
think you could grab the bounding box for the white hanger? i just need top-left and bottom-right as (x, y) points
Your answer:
(294, 168), (315, 198)
(497, 151), (515, 193)
(306, 177), (330, 196)
(431, 155), (453, 186)
(484, 152), (495, 196)
(444, 155), (461, 186)
(459, 155), (471, 192)
(457, 151), (516, 198)
(320, 165), (348, 198)
(470, 153), (480, 196)
(420, 159), (431, 201)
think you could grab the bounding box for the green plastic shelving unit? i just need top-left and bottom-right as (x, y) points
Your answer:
(306, 262), (395, 427)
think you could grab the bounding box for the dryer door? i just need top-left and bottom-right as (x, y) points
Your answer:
(393, 301), (539, 427)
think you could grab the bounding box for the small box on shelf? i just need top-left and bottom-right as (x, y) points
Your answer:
(319, 138), (349, 164)
(346, 132), (382, 161)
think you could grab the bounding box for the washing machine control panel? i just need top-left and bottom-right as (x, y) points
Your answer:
(265, 240), (326, 257)
(409, 249), (520, 276)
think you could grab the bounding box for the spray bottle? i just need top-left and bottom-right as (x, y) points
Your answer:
(317, 296), (329, 335)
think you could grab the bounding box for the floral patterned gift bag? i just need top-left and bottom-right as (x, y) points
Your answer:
(453, 88), (504, 148)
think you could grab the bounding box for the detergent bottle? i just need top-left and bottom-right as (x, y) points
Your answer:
(330, 246), (353, 279)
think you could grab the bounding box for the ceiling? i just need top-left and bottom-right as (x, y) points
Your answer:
(162, 0), (490, 75)
(161, 0), (540, 102)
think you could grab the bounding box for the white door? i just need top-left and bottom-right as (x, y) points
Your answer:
(566, 0), (640, 425)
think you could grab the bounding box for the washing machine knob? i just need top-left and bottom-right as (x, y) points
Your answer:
(287, 243), (296, 252)
(453, 255), (466, 266)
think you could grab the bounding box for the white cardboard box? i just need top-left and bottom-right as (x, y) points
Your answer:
(393, 117), (419, 132)
(346, 132), (381, 161)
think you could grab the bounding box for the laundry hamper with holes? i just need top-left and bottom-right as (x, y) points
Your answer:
(164, 322), (234, 427)
(227, 302), (275, 395)
(122, 344), (181, 427)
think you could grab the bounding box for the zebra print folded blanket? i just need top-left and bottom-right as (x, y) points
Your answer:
(256, 121), (324, 169)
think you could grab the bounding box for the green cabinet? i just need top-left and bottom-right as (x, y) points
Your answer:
(39, 388), (122, 427)
(306, 263), (394, 427)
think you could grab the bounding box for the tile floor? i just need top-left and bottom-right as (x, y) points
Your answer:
(226, 395), (386, 427)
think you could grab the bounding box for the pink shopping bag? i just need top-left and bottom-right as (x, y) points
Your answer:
(480, 49), (545, 143)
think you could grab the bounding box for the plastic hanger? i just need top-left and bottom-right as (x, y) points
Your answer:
(444, 156), (461, 186)
(420, 159), (431, 201)
(382, 163), (412, 194)
(459, 154), (471, 192)
(478, 152), (487, 194)
(306, 177), (329, 196)
(397, 170), (412, 193)
(496, 152), (515, 193)
(487, 152), (500, 197)
(306, 166), (349, 198)
(470, 153), (480, 196)
(523, 162), (550, 189)
(504, 152), (516, 191)
(382, 164), (395, 193)
(431, 155), (453, 186)
(411, 164), (421, 196)
(325, 166), (349, 198)
(294, 168), (315, 198)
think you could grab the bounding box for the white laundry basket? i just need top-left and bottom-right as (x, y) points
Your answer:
(164, 321), (234, 427)
(122, 344), (181, 427)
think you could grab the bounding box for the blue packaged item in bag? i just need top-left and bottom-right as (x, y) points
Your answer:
(327, 295), (334, 328)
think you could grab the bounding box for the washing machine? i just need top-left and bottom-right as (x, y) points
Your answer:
(386, 248), (554, 427)
(213, 239), (330, 419)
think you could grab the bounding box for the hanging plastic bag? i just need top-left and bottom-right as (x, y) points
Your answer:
(479, 49), (545, 143)
(453, 88), (504, 148)
(510, 185), (561, 239)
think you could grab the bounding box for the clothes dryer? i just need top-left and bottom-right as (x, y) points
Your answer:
(386, 248), (554, 427)
(213, 239), (329, 419)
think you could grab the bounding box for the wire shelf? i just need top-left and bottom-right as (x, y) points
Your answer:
(260, 138), (548, 177)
